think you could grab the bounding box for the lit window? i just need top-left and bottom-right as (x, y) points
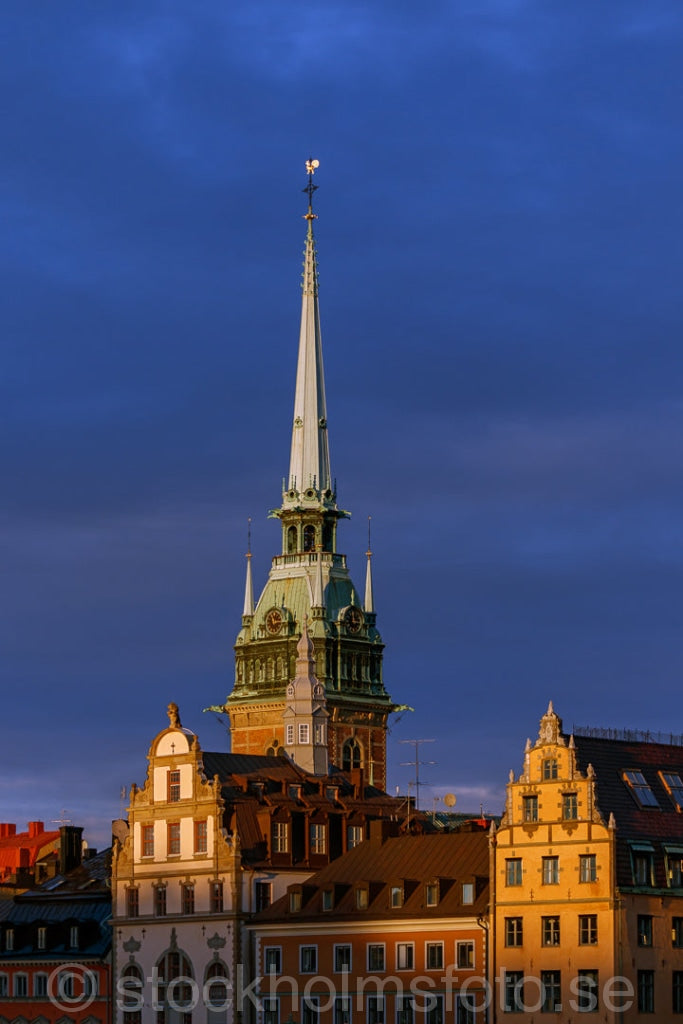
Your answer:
(576, 970), (599, 1013)
(310, 823), (326, 855)
(623, 770), (660, 808)
(456, 940), (474, 969)
(637, 915), (653, 947)
(272, 822), (288, 853)
(167, 822), (180, 855)
(542, 856), (559, 885)
(505, 917), (523, 947)
(367, 944), (385, 971)
(579, 914), (597, 945)
(264, 948), (281, 975)
(673, 917), (683, 948)
(637, 970), (654, 1013)
(194, 820), (208, 854)
(562, 792), (578, 820)
(141, 824), (154, 857)
(334, 945), (352, 972)
(506, 858), (522, 886)
(37, 926), (47, 950)
(660, 772), (683, 811)
(426, 942), (443, 969)
(298, 723), (310, 744)
(168, 769), (181, 802)
(541, 971), (561, 1013)
(580, 854), (597, 882)
(542, 758), (558, 780)
(542, 916), (560, 946)
(300, 946), (317, 973)
(396, 943), (414, 970)
(523, 795), (538, 822)
(666, 848), (683, 887)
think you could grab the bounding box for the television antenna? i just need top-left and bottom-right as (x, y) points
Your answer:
(399, 738), (436, 811)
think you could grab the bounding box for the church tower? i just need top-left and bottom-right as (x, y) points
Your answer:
(226, 161), (394, 789)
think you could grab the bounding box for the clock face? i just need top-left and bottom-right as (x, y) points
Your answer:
(266, 609), (283, 635)
(345, 607), (363, 634)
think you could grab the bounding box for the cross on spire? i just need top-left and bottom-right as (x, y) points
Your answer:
(303, 158), (320, 218)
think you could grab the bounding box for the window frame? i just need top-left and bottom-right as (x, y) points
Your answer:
(579, 914), (598, 946)
(264, 946), (282, 976)
(141, 823), (154, 858)
(425, 941), (444, 970)
(637, 914), (653, 947)
(367, 943), (385, 972)
(542, 855), (559, 885)
(396, 941), (414, 971)
(300, 945), (318, 974)
(334, 944), (352, 973)
(456, 940), (475, 970)
(637, 969), (655, 1013)
(542, 915), (560, 947)
(523, 794), (539, 822)
(579, 853), (597, 883)
(540, 970), (561, 1013)
(167, 768), (181, 803)
(506, 858), (522, 886)
(562, 791), (578, 820)
(505, 916), (523, 947)
(167, 821), (181, 856)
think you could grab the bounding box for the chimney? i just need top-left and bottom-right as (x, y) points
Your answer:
(369, 818), (400, 844)
(28, 821), (45, 838)
(59, 826), (83, 875)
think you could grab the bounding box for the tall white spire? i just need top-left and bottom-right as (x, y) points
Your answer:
(285, 159), (332, 505)
(242, 519), (254, 619)
(364, 516), (375, 614)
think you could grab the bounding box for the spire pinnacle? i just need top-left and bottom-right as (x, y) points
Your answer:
(364, 516), (375, 614)
(242, 518), (254, 618)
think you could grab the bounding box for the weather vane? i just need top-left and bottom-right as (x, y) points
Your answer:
(303, 158), (320, 216)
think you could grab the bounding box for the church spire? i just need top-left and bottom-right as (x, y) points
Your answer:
(242, 518), (254, 620)
(364, 516), (375, 614)
(285, 159), (333, 507)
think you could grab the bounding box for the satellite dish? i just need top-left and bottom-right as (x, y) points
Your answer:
(444, 793), (457, 807)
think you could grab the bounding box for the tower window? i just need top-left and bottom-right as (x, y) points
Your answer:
(303, 525), (316, 551)
(342, 738), (362, 771)
(287, 526), (297, 553)
(168, 770), (181, 803)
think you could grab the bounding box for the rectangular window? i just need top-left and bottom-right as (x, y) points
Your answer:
(669, 854), (683, 888)
(264, 948), (282, 975)
(69, 925), (79, 948)
(0, 975), (7, 997)
(38, 926), (47, 949)
(347, 825), (363, 849)
(623, 770), (659, 808)
(580, 854), (597, 882)
(141, 824), (154, 857)
(523, 795), (538, 822)
(194, 819), (208, 854)
(504, 971), (524, 1013)
(356, 887), (368, 909)
(83, 972), (98, 997)
(563, 792), (578, 820)
(673, 971), (683, 1014)
(298, 723), (310, 744)
(272, 822), (288, 854)
(182, 883), (194, 914)
(579, 914), (598, 945)
(456, 940), (474, 969)
(542, 916), (560, 946)
(368, 944), (385, 972)
(396, 943), (414, 970)
(633, 852), (654, 886)
(367, 995), (385, 1024)
(391, 885), (403, 908)
(455, 995), (474, 1024)
(542, 856), (559, 884)
(290, 891), (302, 912)
(638, 915), (653, 947)
(505, 917), (523, 947)
(673, 918), (683, 948)
(314, 723), (325, 744)
(334, 997), (351, 1024)
(154, 885), (167, 916)
(428, 995), (444, 1024)
(396, 996), (414, 1024)
(425, 883), (438, 906)
(264, 997), (279, 1024)
(33, 974), (48, 998)
(576, 970), (599, 1013)
(300, 946), (317, 973)
(543, 758), (558, 779)
(286, 724), (295, 745)
(322, 888), (333, 911)
(302, 996), (320, 1024)
(5, 929), (13, 952)
(126, 887), (139, 918)
(14, 974), (28, 997)
(541, 971), (561, 1013)
(168, 769), (181, 802)
(208, 881), (223, 913)
(310, 823), (326, 855)
(638, 970), (655, 1013)
(255, 880), (271, 911)
(167, 822), (180, 855)
(506, 858), (522, 886)
(426, 942), (443, 969)
(462, 882), (474, 904)
(660, 771), (683, 811)
(334, 944), (352, 972)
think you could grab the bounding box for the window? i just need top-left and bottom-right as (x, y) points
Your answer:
(368, 943), (385, 971)
(272, 822), (288, 854)
(396, 942), (414, 970)
(14, 973), (28, 997)
(356, 887), (368, 909)
(580, 854), (597, 882)
(286, 724), (295, 745)
(300, 946), (317, 973)
(303, 524), (316, 551)
(154, 885), (167, 916)
(506, 858), (522, 886)
(264, 948), (281, 975)
(391, 885), (403, 908)
(168, 769), (181, 802)
(298, 723), (310, 744)
(505, 917), (523, 947)
(127, 887), (139, 917)
(623, 770), (660, 808)
(429, 996), (445, 1024)
(542, 916), (560, 946)
(182, 883), (194, 914)
(425, 883), (438, 906)
(347, 825), (363, 849)
(455, 995), (474, 1024)
(194, 820), (208, 854)
(314, 723), (325, 744)
(5, 928), (13, 952)
(661, 771), (683, 811)
(255, 881), (271, 911)
(543, 758), (558, 780)
(456, 940), (474, 969)
(167, 822), (180, 856)
(674, 971), (683, 1014)
(342, 738), (362, 771)
(38, 925), (47, 949)
(562, 792), (578, 820)
(334, 997), (351, 1024)
(310, 823), (326, 855)
(303, 995), (320, 1024)
(141, 824), (154, 857)
(541, 971), (561, 1013)
(576, 970), (599, 1013)
(579, 914), (598, 945)
(637, 970), (654, 1013)
(322, 888), (333, 911)
(83, 971), (98, 998)
(290, 891), (302, 912)
(426, 942), (443, 969)
(504, 971), (524, 1013)
(210, 881), (223, 913)
(462, 882), (474, 904)
(264, 997), (279, 1024)
(120, 962), (144, 1024)
(69, 924), (79, 947)
(633, 851), (654, 886)
(543, 856), (559, 884)
(396, 996), (414, 1024)
(34, 973), (48, 997)
(334, 945), (352, 972)
(668, 851), (683, 887)
(0, 974), (7, 997)
(367, 995), (384, 1024)
(206, 961), (229, 1016)
(638, 915), (653, 947)
(673, 918), (683, 947)
(523, 795), (538, 822)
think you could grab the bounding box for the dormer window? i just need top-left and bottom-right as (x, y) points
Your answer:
(623, 770), (660, 809)
(542, 758), (558, 780)
(322, 888), (333, 911)
(290, 890), (302, 912)
(168, 769), (181, 803)
(631, 844), (655, 886)
(289, 784), (302, 802)
(356, 886), (369, 909)
(69, 925), (79, 948)
(462, 882), (475, 904)
(37, 926), (47, 950)
(390, 885), (403, 908)
(425, 883), (438, 907)
(660, 772), (683, 812)
(5, 929), (13, 952)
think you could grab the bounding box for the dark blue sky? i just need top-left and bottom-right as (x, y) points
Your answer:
(3, 1), (683, 847)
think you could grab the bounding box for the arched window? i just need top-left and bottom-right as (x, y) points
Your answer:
(120, 962), (143, 1024)
(287, 526), (297, 553)
(156, 949), (194, 1024)
(322, 521), (333, 552)
(205, 961), (229, 1023)
(303, 524), (316, 551)
(342, 738), (362, 771)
